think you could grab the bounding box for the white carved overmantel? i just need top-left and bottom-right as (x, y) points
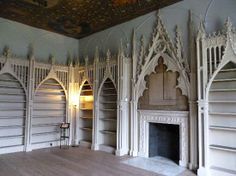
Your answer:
(130, 12), (192, 168)
(138, 110), (189, 167)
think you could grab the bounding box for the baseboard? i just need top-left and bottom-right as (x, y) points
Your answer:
(31, 141), (60, 150)
(129, 150), (138, 156)
(188, 162), (198, 171)
(179, 160), (188, 168)
(91, 143), (99, 150)
(25, 145), (32, 152)
(79, 140), (92, 148)
(115, 148), (129, 156)
(99, 144), (115, 154)
(210, 166), (236, 176)
(197, 167), (207, 176)
(0, 145), (24, 155)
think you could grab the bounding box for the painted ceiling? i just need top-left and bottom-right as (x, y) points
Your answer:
(0, 0), (181, 39)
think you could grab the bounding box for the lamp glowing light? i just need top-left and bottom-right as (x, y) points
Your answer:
(71, 94), (79, 107)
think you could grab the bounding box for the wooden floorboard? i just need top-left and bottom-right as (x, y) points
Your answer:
(0, 147), (159, 176)
(0, 147), (195, 176)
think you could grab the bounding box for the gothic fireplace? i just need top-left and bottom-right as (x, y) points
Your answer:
(138, 110), (189, 167)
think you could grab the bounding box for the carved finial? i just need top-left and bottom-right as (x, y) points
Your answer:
(77, 58), (80, 66)
(106, 49), (111, 63)
(73, 55), (79, 67)
(175, 25), (183, 59)
(49, 54), (55, 64)
(188, 10), (194, 31)
(85, 56), (89, 68)
(156, 10), (162, 30)
(120, 39), (124, 53)
(3, 45), (11, 58)
(197, 17), (206, 39)
(94, 46), (99, 63)
(67, 52), (72, 66)
(118, 39), (124, 58)
(189, 10), (192, 22)
(224, 17), (233, 34)
(156, 10), (161, 19)
(28, 43), (34, 60)
(132, 29), (137, 58)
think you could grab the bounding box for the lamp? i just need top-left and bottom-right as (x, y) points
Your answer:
(71, 94), (79, 107)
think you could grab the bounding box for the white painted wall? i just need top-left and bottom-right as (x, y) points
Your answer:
(0, 18), (79, 64)
(79, 0), (236, 59)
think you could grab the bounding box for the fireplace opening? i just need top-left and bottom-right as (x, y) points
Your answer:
(149, 123), (180, 163)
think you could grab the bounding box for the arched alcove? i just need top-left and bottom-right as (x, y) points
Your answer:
(0, 73), (26, 152)
(138, 57), (188, 111)
(208, 62), (236, 173)
(98, 78), (117, 154)
(78, 80), (94, 148)
(32, 78), (66, 149)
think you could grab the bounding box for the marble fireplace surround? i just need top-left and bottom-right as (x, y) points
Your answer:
(138, 110), (189, 167)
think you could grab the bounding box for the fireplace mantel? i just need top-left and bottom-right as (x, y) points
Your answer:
(138, 110), (189, 167)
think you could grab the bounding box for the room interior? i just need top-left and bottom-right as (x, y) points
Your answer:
(0, 0), (235, 176)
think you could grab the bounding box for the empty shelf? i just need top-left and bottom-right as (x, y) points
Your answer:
(0, 108), (26, 111)
(0, 125), (25, 129)
(0, 85), (23, 89)
(100, 108), (116, 111)
(213, 78), (236, 82)
(100, 118), (117, 122)
(101, 94), (117, 96)
(210, 144), (236, 153)
(0, 100), (26, 103)
(211, 166), (236, 175)
(80, 127), (93, 132)
(210, 89), (236, 92)
(80, 116), (93, 120)
(103, 87), (116, 90)
(209, 126), (236, 131)
(81, 89), (92, 92)
(32, 131), (59, 136)
(100, 101), (116, 104)
(79, 140), (92, 147)
(0, 116), (25, 119)
(209, 100), (236, 103)
(33, 108), (64, 111)
(220, 68), (236, 72)
(209, 112), (236, 116)
(100, 130), (116, 135)
(0, 135), (24, 139)
(80, 108), (93, 110)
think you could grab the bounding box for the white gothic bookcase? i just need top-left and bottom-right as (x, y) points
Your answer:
(197, 18), (236, 176)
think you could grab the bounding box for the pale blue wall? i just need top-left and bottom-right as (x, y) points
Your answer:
(0, 18), (79, 64)
(79, 0), (236, 59)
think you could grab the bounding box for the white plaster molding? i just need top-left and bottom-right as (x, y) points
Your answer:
(138, 110), (189, 167)
(133, 13), (190, 100)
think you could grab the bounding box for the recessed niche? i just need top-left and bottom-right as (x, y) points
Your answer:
(139, 57), (188, 111)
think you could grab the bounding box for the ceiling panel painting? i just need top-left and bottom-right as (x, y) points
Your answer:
(0, 0), (181, 39)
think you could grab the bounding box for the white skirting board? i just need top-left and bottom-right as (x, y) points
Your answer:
(0, 145), (24, 155)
